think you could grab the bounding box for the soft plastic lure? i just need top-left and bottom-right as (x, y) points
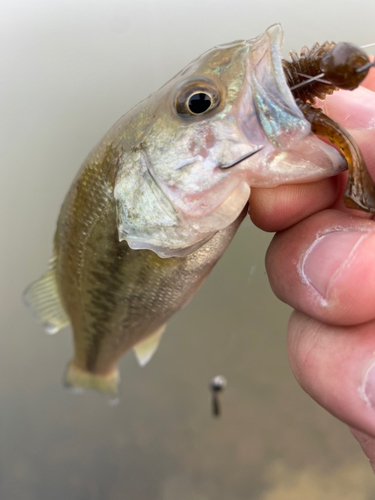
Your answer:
(283, 41), (375, 211)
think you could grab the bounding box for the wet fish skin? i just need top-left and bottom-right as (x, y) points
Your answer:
(24, 25), (346, 395)
(56, 140), (245, 382)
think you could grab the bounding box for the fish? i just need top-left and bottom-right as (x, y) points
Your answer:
(24, 24), (356, 397)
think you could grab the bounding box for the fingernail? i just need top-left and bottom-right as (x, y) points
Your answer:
(302, 231), (368, 299)
(325, 87), (375, 130)
(362, 361), (375, 408)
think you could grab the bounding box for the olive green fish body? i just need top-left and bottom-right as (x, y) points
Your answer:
(25, 24), (347, 396)
(54, 141), (243, 383)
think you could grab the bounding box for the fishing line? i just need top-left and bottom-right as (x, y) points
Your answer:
(296, 72), (330, 85)
(355, 61), (375, 73)
(290, 73), (326, 91)
(290, 61), (375, 92)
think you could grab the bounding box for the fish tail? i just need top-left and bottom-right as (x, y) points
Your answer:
(64, 361), (119, 396)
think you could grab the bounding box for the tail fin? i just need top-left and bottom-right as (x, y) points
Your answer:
(23, 257), (69, 334)
(64, 361), (119, 396)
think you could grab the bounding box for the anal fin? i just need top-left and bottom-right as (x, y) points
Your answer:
(23, 257), (69, 334)
(133, 324), (166, 367)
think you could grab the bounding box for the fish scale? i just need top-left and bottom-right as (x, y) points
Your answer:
(58, 139), (246, 388)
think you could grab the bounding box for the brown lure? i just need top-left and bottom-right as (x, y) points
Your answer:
(283, 42), (375, 212)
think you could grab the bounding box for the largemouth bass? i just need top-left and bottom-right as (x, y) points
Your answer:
(24, 24), (351, 396)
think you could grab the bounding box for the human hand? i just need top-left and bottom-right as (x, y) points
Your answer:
(248, 62), (375, 471)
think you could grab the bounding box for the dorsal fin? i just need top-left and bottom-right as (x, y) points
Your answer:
(23, 257), (70, 334)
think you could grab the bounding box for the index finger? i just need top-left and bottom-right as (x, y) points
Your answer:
(361, 56), (375, 92)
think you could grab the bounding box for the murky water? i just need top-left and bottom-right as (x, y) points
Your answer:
(2, 1), (375, 498)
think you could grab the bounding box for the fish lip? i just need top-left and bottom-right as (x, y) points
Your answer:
(218, 146), (264, 170)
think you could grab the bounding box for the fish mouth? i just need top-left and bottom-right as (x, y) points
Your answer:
(246, 24), (310, 149)
(219, 146), (264, 170)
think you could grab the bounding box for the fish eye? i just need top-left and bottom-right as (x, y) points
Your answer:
(187, 92), (212, 114)
(174, 80), (220, 117)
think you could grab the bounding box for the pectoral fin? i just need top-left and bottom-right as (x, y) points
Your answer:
(23, 258), (69, 334)
(133, 325), (166, 367)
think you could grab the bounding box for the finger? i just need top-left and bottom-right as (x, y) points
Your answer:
(249, 176), (340, 232)
(323, 87), (375, 137)
(287, 310), (375, 440)
(266, 210), (375, 326)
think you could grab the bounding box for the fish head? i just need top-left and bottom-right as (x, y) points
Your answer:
(114, 24), (345, 257)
